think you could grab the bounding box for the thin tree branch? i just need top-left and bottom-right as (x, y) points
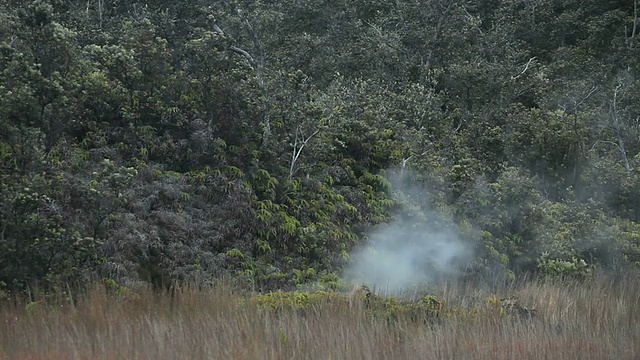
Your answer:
(592, 140), (622, 150)
(214, 21), (270, 137)
(289, 126), (321, 179)
(633, 0), (638, 41)
(573, 85), (598, 110)
(229, 45), (257, 67)
(424, 0), (454, 72)
(604, 83), (632, 172)
(212, 24), (224, 36)
(511, 57), (536, 80)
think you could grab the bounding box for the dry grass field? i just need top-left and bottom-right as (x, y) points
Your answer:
(1, 274), (639, 360)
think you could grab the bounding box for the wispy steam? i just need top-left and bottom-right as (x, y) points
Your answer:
(343, 170), (474, 295)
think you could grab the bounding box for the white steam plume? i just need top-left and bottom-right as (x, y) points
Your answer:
(343, 170), (474, 295)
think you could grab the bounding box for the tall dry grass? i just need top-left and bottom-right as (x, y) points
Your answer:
(1, 274), (639, 360)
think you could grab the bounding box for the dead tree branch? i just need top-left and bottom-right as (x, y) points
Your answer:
(289, 126), (321, 179)
(610, 83), (631, 172)
(511, 57), (536, 80)
(214, 19), (271, 137)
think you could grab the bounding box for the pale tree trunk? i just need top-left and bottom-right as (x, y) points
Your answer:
(592, 80), (632, 173)
(633, 0), (638, 41)
(213, 14), (271, 138)
(610, 83), (631, 172)
(85, 0), (104, 28)
(423, 0), (454, 73)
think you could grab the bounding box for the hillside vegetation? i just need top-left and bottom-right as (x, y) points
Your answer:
(1, 0), (640, 293)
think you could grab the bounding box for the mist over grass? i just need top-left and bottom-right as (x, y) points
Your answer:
(344, 221), (473, 294)
(344, 169), (474, 294)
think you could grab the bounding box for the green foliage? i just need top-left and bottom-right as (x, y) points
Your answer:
(1, 0), (640, 292)
(254, 287), (446, 324)
(0, 169), (92, 291)
(252, 286), (539, 325)
(102, 278), (129, 296)
(537, 256), (592, 280)
(255, 289), (338, 311)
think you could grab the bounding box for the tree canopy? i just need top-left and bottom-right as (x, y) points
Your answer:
(1, 0), (639, 292)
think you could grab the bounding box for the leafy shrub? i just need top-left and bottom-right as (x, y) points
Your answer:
(255, 286), (446, 324)
(537, 255), (592, 279)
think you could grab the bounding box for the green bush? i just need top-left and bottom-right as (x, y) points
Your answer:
(537, 255), (592, 279)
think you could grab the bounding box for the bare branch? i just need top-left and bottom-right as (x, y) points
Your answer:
(229, 45), (256, 67)
(214, 21), (270, 137)
(511, 57), (536, 80)
(602, 82), (632, 172)
(289, 126), (321, 179)
(573, 85), (598, 110)
(400, 151), (428, 169)
(592, 140), (622, 150)
(212, 24), (224, 36)
(424, 0), (455, 72)
(633, 0), (638, 41)
(454, 119), (464, 132)
(462, 6), (485, 36)
(402, 155), (413, 169)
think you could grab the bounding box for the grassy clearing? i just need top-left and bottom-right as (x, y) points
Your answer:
(1, 275), (639, 360)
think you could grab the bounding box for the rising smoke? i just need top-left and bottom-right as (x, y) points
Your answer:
(343, 169), (474, 295)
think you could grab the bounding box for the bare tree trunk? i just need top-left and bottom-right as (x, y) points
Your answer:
(98, 0), (103, 28)
(420, 0), (455, 73)
(610, 84), (631, 172)
(213, 14), (271, 138)
(86, 0), (104, 28)
(594, 82), (632, 173)
(633, 0), (638, 41)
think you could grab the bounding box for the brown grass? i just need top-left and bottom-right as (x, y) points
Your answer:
(1, 274), (639, 360)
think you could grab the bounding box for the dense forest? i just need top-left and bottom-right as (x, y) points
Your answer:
(1, 0), (639, 294)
